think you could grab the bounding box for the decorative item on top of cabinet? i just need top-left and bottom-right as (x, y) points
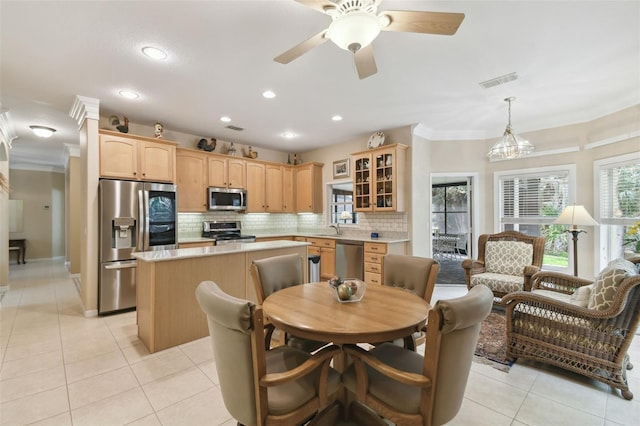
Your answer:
(197, 138), (216, 152)
(227, 142), (237, 156)
(295, 162), (323, 213)
(154, 122), (164, 139)
(99, 130), (176, 183)
(109, 115), (129, 133)
(352, 144), (407, 213)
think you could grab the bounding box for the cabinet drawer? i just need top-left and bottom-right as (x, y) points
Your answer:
(364, 242), (387, 254)
(307, 238), (336, 248)
(365, 272), (382, 285)
(308, 246), (321, 256)
(364, 262), (382, 274)
(364, 253), (383, 264)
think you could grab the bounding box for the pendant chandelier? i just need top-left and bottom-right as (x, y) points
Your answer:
(487, 97), (534, 160)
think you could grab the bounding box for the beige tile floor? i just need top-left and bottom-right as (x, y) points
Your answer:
(1, 260), (639, 425)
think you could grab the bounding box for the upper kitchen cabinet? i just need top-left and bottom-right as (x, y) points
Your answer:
(99, 130), (176, 183)
(296, 162), (323, 213)
(176, 148), (208, 212)
(265, 164), (284, 213)
(246, 161), (266, 212)
(282, 165), (295, 213)
(352, 144), (407, 212)
(208, 155), (246, 189)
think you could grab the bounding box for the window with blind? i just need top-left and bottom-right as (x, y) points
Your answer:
(496, 165), (575, 270)
(595, 152), (640, 269)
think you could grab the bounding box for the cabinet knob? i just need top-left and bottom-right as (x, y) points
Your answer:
(133, 172), (137, 176)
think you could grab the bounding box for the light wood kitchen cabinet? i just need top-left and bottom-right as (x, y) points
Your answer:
(246, 161), (266, 212)
(265, 164), (284, 212)
(364, 241), (407, 285)
(99, 130), (176, 182)
(295, 163), (323, 213)
(306, 237), (336, 280)
(282, 166), (295, 213)
(352, 144), (407, 212)
(208, 155), (246, 189)
(176, 149), (208, 212)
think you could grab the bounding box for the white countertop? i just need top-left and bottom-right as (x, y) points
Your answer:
(252, 231), (409, 244)
(134, 240), (309, 262)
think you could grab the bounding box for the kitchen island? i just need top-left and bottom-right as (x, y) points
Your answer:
(133, 240), (308, 353)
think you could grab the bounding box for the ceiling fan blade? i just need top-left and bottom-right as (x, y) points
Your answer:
(381, 10), (465, 35)
(274, 30), (328, 64)
(294, 0), (335, 14)
(354, 45), (377, 80)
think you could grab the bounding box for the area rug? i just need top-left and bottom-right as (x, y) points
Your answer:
(473, 311), (514, 372)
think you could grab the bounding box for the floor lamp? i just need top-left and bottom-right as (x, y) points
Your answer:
(553, 205), (598, 276)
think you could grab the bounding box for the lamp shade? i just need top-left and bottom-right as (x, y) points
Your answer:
(327, 11), (381, 52)
(553, 205), (598, 227)
(340, 210), (353, 221)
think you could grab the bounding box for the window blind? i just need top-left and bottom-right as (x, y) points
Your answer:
(598, 158), (640, 224)
(500, 170), (569, 224)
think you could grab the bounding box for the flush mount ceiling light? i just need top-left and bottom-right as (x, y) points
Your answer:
(282, 132), (298, 139)
(141, 46), (167, 60)
(30, 125), (56, 138)
(331, 115), (343, 121)
(220, 116), (232, 123)
(487, 97), (534, 160)
(118, 90), (139, 100)
(262, 90), (276, 99)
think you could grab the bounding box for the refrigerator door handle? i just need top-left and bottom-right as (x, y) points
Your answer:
(138, 189), (145, 252)
(142, 187), (150, 251)
(104, 260), (138, 270)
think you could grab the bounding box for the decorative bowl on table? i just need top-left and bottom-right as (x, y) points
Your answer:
(332, 279), (366, 303)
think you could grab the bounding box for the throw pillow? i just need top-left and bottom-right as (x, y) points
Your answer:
(485, 241), (534, 276)
(569, 284), (594, 308)
(588, 259), (637, 310)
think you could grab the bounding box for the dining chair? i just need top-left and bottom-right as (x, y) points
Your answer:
(251, 253), (327, 352)
(382, 254), (439, 349)
(342, 285), (493, 426)
(195, 280), (342, 426)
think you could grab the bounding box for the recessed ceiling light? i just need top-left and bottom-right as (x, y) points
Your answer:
(220, 116), (231, 122)
(331, 115), (343, 121)
(141, 46), (168, 60)
(118, 90), (139, 100)
(282, 132), (298, 139)
(30, 125), (56, 138)
(262, 90), (276, 99)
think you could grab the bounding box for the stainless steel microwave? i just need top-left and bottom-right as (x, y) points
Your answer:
(208, 187), (247, 211)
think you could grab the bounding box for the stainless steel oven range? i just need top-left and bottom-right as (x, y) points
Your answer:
(201, 220), (256, 245)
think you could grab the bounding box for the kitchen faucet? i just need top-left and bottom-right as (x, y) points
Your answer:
(330, 224), (341, 235)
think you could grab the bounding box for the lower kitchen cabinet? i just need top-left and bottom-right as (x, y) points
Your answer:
(364, 241), (407, 285)
(306, 237), (336, 280)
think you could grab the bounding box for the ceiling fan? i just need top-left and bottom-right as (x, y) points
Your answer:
(274, 0), (465, 79)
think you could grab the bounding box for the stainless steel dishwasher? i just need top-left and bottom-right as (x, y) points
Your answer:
(335, 240), (364, 280)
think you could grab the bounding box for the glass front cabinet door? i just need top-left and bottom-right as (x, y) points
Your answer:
(352, 144), (407, 213)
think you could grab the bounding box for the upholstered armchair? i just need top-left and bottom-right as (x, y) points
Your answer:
(342, 285), (493, 426)
(462, 230), (546, 302)
(195, 280), (341, 426)
(251, 253), (327, 352)
(382, 254), (439, 349)
(503, 257), (640, 400)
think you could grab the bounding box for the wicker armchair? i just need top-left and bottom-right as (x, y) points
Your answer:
(502, 257), (640, 400)
(462, 231), (546, 303)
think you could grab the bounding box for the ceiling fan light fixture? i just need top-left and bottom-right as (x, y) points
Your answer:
(327, 11), (381, 52)
(30, 125), (56, 138)
(487, 97), (534, 160)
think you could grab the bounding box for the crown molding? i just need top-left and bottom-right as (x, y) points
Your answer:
(69, 95), (100, 129)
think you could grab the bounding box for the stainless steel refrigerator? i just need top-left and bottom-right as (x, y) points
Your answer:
(99, 179), (177, 314)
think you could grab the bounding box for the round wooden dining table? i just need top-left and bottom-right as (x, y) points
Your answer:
(262, 281), (430, 345)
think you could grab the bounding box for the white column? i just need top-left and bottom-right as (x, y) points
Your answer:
(69, 96), (100, 316)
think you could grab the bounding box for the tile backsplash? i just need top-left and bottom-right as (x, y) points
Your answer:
(177, 211), (407, 239)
